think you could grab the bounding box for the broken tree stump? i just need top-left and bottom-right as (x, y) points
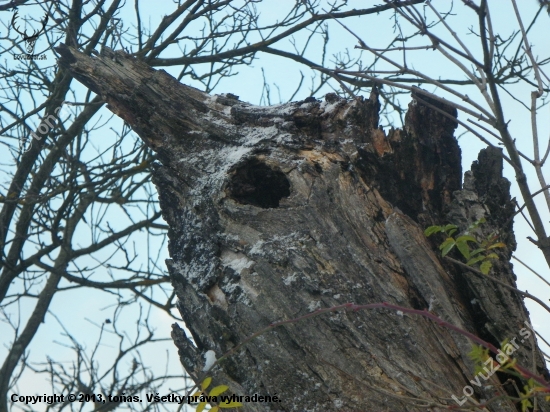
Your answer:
(57, 44), (549, 412)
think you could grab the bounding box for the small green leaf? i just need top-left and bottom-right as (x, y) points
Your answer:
(197, 401), (207, 412)
(468, 344), (489, 362)
(443, 224), (458, 232)
(521, 398), (533, 412)
(439, 238), (454, 250)
(219, 402), (244, 408)
(424, 226), (442, 237)
(480, 260), (492, 274)
(485, 253), (499, 259)
(440, 238), (456, 257)
(487, 242), (506, 249)
(456, 240), (470, 259)
(456, 235), (477, 243)
(469, 248), (485, 257)
(210, 385), (229, 397)
(201, 377), (212, 391)
(448, 229), (457, 236)
(466, 255), (486, 266)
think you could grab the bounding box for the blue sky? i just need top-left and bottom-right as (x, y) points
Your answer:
(1, 1), (549, 410)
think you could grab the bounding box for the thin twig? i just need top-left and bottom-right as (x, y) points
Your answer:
(512, 255), (550, 288)
(445, 256), (550, 314)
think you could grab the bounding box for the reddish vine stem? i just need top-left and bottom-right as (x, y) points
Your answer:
(189, 301), (550, 398)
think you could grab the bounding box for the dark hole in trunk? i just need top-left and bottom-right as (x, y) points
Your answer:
(227, 158), (290, 208)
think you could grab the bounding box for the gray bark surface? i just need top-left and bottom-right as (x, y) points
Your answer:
(57, 44), (549, 412)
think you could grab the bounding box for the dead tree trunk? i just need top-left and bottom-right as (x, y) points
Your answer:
(57, 45), (549, 412)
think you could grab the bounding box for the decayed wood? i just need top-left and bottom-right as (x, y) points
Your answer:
(57, 44), (549, 412)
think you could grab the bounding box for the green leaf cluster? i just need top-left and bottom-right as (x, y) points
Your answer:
(193, 377), (243, 411)
(520, 379), (538, 412)
(467, 344), (490, 375)
(424, 218), (505, 274)
(519, 378), (550, 411)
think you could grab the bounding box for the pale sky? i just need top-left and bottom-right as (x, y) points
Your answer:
(1, 1), (549, 410)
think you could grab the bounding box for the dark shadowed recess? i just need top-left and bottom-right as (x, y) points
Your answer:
(227, 158), (290, 208)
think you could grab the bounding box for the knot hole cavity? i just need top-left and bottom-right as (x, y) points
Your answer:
(227, 158), (290, 208)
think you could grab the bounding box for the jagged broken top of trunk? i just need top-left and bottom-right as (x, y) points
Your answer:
(57, 44), (549, 412)
(56, 44), (461, 222)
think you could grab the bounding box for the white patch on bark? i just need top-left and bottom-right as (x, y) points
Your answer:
(308, 300), (321, 312)
(283, 273), (298, 286)
(202, 350), (217, 371)
(221, 249), (255, 274)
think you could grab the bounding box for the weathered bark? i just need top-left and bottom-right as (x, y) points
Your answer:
(57, 45), (549, 412)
